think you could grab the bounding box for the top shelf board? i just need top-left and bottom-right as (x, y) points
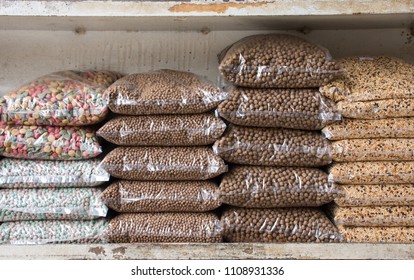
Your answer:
(1, 0), (413, 31)
(1, 0), (413, 17)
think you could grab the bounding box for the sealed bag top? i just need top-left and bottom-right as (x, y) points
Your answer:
(106, 69), (227, 115)
(218, 34), (342, 88)
(320, 56), (414, 102)
(0, 70), (122, 126)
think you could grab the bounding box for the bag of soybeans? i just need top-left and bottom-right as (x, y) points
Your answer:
(219, 34), (342, 88)
(217, 87), (340, 130)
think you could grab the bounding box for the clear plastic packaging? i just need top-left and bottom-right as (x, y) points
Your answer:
(222, 207), (343, 242)
(218, 34), (342, 88)
(338, 226), (414, 243)
(0, 158), (109, 188)
(319, 56), (414, 102)
(220, 166), (341, 208)
(335, 184), (414, 207)
(0, 219), (108, 244)
(108, 212), (222, 243)
(0, 70), (122, 126)
(106, 69), (227, 115)
(97, 114), (226, 146)
(329, 162), (414, 184)
(0, 188), (108, 222)
(213, 125), (332, 167)
(101, 146), (227, 181)
(217, 87), (340, 130)
(337, 99), (414, 119)
(332, 139), (414, 162)
(0, 124), (102, 160)
(329, 205), (414, 227)
(322, 118), (414, 140)
(101, 180), (221, 212)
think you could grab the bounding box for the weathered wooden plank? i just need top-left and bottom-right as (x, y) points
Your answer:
(1, 243), (414, 260)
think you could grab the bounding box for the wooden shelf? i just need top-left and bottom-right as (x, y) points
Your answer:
(1, 243), (414, 260)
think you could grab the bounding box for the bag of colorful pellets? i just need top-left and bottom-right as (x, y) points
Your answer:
(221, 207), (343, 242)
(0, 70), (122, 126)
(329, 204), (414, 227)
(0, 124), (102, 160)
(108, 212), (222, 243)
(319, 56), (414, 102)
(106, 69), (227, 115)
(97, 114), (226, 146)
(0, 188), (108, 222)
(0, 219), (108, 244)
(0, 158), (109, 188)
(213, 125), (332, 167)
(220, 166), (342, 208)
(101, 180), (221, 213)
(218, 34), (342, 88)
(101, 146), (227, 181)
(217, 87), (340, 130)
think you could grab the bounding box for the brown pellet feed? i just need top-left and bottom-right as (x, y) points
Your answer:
(328, 161), (414, 184)
(322, 118), (414, 140)
(217, 87), (340, 130)
(332, 139), (414, 162)
(106, 69), (227, 115)
(108, 212), (222, 243)
(319, 56), (414, 102)
(101, 180), (221, 212)
(338, 226), (414, 243)
(337, 98), (414, 119)
(213, 125), (332, 167)
(218, 34), (342, 88)
(220, 166), (342, 208)
(97, 114), (226, 146)
(101, 146), (227, 181)
(335, 184), (414, 207)
(222, 207), (343, 242)
(329, 205), (414, 227)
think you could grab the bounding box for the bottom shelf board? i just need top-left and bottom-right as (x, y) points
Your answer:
(1, 243), (413, 260)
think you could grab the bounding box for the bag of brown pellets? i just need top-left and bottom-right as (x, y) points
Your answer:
(108, 212), (222, 243)
(328, 162), (414, 184)
(97, 114), (226, 146)
(337, 98), (414, 119)
(218, 34), (342, 88)
(213, 125), (332, 167)
(319, 56), (414, 102)
(220, 166), (342, 208)
(0, 70), (122, 126)
(0, 219), (109, 244)
(101, 146), (227, 181)
(106, 69), (227, 115)
(322, 118), (414, 140)
(335, 184), (414, 207)
(338, 226), (414, 243)
(222, 207), (343, 242)
(0, 188), (108, 222)
(217, 87), (340, 130)
(332, 139), (414, 162)
(0, 158), (109, 188)
(329, 204), (414, 227)
(101, 180), (221, 212)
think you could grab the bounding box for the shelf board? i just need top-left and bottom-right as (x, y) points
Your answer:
(1, 243), (414, 260)
(1, 1), (413, 31)
(1, 0), (413, 17)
